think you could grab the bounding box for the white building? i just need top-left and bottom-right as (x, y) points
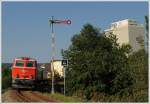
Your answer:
(105, 19), (145, 52)
(52, 60), (64, 77)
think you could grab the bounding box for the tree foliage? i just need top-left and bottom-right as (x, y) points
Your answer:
(2, 68), (12, 90)
(127, 49), (148, 102)
(128, 49), (148, 89)
(62, 24), (134, 100)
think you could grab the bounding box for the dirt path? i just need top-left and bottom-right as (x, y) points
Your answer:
(2, 89), (58, 102)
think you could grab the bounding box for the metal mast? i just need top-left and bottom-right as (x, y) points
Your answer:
(51, 16), (55, 94)
(49, 16), (71, 94)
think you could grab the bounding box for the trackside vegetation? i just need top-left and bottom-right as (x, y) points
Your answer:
(46, 93), (82, 102)
(62, 24), (148, 102)
(2, 66), (12, 92)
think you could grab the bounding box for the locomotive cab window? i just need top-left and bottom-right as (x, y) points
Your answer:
(15, 61), (24, 67)
(26, 61), (34, 67)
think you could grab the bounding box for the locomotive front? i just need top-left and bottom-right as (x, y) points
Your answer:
(11, 57), (37, 89)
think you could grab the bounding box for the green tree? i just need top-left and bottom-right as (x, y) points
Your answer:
(2, 68), (12, 90)
(128, 49), (148, 101)
(62, 24), (133, 100)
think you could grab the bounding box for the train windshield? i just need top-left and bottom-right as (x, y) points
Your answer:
(26, 61), (34, 67)
(15, 61), (24, 67)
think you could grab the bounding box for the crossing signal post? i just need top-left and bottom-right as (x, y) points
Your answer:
(49, 16), (71, 94)
(62, 59), (68, 95)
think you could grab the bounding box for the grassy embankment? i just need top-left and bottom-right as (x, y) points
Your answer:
(46, 93), (82, 102)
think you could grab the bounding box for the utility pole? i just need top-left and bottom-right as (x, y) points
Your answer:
(49, 16), (71, 94)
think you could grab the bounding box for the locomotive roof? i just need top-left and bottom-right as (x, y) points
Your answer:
(15, 57), (36, 61)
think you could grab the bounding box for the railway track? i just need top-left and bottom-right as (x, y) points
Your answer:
(2, 89), (57, 102)
(15, 90), (31, 102)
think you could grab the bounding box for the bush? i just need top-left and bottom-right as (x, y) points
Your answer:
(2, 68), (12, 90)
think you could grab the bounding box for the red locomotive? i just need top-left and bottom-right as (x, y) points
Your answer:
(11, 57), (37, 88)
(11, 57), (63, 92)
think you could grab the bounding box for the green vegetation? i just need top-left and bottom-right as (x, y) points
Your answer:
(2, 65), (12, 91)
(62, 24), (148, 102)
(128, 49), (148, 102)
(46, 93), (82, 102)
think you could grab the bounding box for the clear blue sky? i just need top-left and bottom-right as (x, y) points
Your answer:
(2, 2), (148, 63)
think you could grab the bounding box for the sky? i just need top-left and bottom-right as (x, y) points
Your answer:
(2, 1), (148, 63)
